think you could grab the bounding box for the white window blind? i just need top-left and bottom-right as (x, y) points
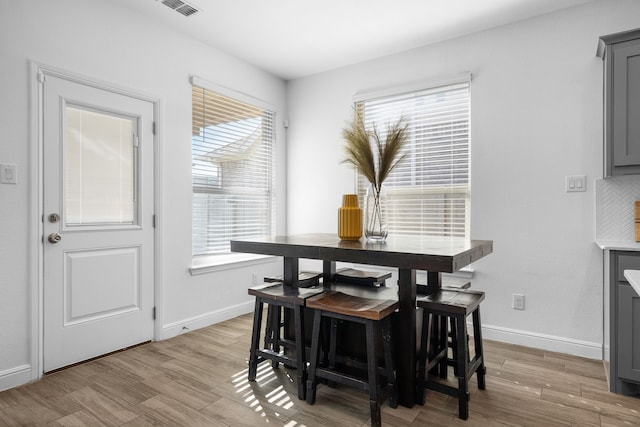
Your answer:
(356, 81), (470, 238)
(192, 85), (275, 255)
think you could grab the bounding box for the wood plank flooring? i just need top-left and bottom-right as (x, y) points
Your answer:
(1, 312), (639, 426)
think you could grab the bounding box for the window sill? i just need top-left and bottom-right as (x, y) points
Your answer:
(189, 253), (277, 276)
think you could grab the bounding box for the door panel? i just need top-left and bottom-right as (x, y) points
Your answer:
(64, 246), (141, 325)
(42, 73), (155, 372)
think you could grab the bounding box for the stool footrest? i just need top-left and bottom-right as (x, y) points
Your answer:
(426, 378), (459, 399)
(315, 367), (370, 392)
(268, 337), (296, 349)
(256, 349), (298, 368)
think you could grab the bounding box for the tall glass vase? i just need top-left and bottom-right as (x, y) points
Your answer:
(364, 185), (388, 241)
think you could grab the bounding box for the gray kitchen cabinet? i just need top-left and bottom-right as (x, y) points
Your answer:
(598, 28), (640, 177)
(609, 251), (640, 394)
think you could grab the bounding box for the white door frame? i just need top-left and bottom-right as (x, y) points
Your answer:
(29, 62), (163, 380)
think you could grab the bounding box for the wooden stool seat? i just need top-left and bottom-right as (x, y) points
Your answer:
(247, 282), (323, 400)
(305, 291), (398, 320)
(419, 289), (484, 315)
(248, 282), (324, 305)
(417, 289), (486, 420)
(305, 291), (398, 427)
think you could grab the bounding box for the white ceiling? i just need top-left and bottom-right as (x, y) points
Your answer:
(114, 0), (597, 80)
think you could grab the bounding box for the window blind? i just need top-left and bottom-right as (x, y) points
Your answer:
(192, 85), (275, 255)
(356, 82), (470, 238)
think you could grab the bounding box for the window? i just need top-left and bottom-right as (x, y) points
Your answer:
(355, 79), (470, 238)
(191, 81), (276, 255)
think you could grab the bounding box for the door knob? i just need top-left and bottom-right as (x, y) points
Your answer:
(48, 233), (62, 244)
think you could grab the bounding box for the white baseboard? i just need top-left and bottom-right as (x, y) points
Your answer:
(0, 303), (255, 392)
(481, 323), (603, 360)
(160, 301), (254, 340)
(0, 364), (33, 392)
(160, 304), (604, 360)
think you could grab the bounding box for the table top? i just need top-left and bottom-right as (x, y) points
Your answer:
(231, 233), (493, 273)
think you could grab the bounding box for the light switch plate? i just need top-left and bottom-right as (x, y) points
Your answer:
(0, 164), (17, 184)
(565, 175), (586, 192)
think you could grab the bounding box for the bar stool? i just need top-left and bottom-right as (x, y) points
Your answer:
(247, 282), (323, 400)
(417, 289), (486, 420)
(305, 291), (398, 427)
(262, 271), (322, 367)
(417, 277), (471, 375)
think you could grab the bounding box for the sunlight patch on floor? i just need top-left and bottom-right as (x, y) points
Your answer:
(231, 361), (297, 418)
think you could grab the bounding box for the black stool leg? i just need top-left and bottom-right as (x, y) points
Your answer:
(327, 317), (338, 388)
(248, 298), (264, 381)
(365, 320), (381, 427)
(450, 316), (458, 376)
(264, 304), (273, 349)
(329, 318), (338, 368)
(428, 314), (440, 376)
(306, 309), (323, 405)
(382, 317), (397, 408)
(416, 310), (430, 405)
(293, 305), (306, 400)
(438, 315), (448, 379)
(455, 315), (469, 420)
(472, 307), (486, 390)
(266, 305), (282, 368)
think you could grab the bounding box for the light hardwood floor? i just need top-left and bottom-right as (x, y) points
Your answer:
(1, 312), (639, 426)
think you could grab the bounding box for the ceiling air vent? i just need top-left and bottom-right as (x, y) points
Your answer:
(160, 0), (199, 17)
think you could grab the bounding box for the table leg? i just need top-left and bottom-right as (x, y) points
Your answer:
(283, 257), (299, 353)
(322, 260), (335, 288)
(425, 271), (442, 294)
(284, 256), (299, 287)
(396, 268), (417, 407)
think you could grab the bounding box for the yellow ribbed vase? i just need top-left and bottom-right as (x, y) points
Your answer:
(338, 194), (362, 240)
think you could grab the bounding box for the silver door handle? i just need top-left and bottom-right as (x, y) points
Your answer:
(48, 233), (62, 244)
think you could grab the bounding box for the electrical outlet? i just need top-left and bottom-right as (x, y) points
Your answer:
(513, 294), (525, 310)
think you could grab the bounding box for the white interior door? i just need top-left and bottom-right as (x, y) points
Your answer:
(42, 73), (155, 372)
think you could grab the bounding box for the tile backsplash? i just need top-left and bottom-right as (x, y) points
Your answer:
(596, 176), (640, 240)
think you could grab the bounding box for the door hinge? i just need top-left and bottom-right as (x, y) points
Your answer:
(152, 122), (157, 135)
(38, 71), (46, 83)
(133, 134), (139, 147)
(152, 306), (156, 320)
(152, 214), (156, 228)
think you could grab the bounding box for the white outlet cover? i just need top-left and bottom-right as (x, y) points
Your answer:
(0, 164), (17, 184)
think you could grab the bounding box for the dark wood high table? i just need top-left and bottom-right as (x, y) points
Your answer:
(231, 233), (493, 407)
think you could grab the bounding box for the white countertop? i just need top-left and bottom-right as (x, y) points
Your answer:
(596, 240), (640, 251)
(623, 270), (640, 296)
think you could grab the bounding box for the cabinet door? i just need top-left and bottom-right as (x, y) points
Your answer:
(612, 40), (640, 168)
(617, 283), (640, 382)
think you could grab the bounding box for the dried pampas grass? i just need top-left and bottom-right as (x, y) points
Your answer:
(341, 108), (408, 195)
